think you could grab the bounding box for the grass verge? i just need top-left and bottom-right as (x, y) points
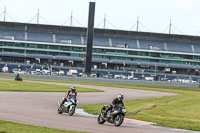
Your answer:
(0, 119), (88, 133)
(0, 79), (102, 92)
(79, 88), (200, 131)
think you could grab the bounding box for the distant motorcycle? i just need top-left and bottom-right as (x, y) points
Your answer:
(57, 97), (78, 116)
(97, 103), (126, 126)
(15, 76), (23, 81)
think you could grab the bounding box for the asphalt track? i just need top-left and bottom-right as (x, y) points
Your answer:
(0, 79), (193, 133)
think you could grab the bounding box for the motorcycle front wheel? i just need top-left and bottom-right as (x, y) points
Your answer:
(97, 115), (106, 124)
(114, 114), (124, 126)
(68, 106), (75, 116)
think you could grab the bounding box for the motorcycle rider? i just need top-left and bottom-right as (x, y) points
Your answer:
(59, 86), (77, 108)
(103, 94), (124, 117)
(15, 73), (21, 80)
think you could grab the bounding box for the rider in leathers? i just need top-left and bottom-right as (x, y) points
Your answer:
(59, 86), (77, 108)
(103, 94), (124, 117)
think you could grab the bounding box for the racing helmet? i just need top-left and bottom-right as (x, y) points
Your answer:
(71, 86), (76, 91)
(117, 94), (124, 101)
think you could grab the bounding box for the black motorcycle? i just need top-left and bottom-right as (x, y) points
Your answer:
(97, 103), (127, 126)
(15, 76), (23, 81)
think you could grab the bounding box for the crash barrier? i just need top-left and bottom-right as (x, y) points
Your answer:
(0, 72), (199, 88)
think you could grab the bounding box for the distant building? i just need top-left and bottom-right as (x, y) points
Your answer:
(0, 21), (200, 75)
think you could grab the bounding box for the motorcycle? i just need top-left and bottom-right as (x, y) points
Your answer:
(97, 103), (126, 126)
(15, 76), (23, 81)
(57, 97), (78, 116)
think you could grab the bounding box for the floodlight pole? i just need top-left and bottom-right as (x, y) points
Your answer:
(169, 19), (172, 34)
(85, 2), (95, 75)
(136, 16), (139, 32)
(103, 13), (106, 29)
(4, 6), (6, 22)
(70, 11), (73, 26)
(37, 9), (39, 24)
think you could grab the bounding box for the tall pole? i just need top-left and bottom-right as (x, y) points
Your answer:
(169, 19), (172, 34)
(70, 11), (73, 26)
(37, 8), (39, 24)
(103, 13), (106, 29)
(4, 6), (6, 22)
(85, 2), (95, 75)
(136, 16), (139, 32)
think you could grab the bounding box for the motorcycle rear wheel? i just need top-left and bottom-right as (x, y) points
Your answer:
(97, 115), (106, 124)
(114, 114), (124, 126)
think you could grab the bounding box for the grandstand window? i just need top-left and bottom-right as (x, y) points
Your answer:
(37, 51), (47, 55)
(160, 53), (171, 58)
(128, 51), (138, 56)
(193, 56), (200, 60)
(37, 44), (45, 49)
(171, 55), (182, 59)
(59, 53), (70, 56)
(49, 45), (59, 50)
(149, 53), (160, 57)
(4, 42), (13, 47)
(182, 55), (193, 60)
(115, 50), (127, 55)
(71, 53), (80, 57)
(26, 50), (36, 54)
(15, 49), (24, 53)
(0, 42), (3, 46)
(93, 48), (104, 53)
(138, 52), (148, 56)
(60, 46), (70, 51)
(4, 49), (13, 52)
(49, 52), (58, 56)
(26, 44), (37, 48)
(13, 42), (25, 47)
(72, 47), (82, 52)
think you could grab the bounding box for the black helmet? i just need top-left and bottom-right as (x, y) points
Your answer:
(117, 94), (124, 101)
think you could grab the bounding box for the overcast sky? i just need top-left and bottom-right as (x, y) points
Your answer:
(0, 0), (200, 36)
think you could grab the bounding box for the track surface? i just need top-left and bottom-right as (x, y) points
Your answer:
(0, 79), (187, 133)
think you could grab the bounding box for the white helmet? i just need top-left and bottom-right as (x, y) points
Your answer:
(117, 94), (124, 101)
(71, 86), (76, 91)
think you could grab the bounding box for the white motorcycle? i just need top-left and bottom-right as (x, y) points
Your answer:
(57, 97), (78, 116)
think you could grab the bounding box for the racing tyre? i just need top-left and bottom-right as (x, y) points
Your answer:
(114, 114), (124, 126)
(58, 107), (63, 114)
(97, 115), (106, 124)
(68, 106), (75, 116)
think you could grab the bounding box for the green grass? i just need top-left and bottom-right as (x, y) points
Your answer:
(0, 119), (88, 133)
(1, 77), (200, 131)
(0, 79), (102, 92)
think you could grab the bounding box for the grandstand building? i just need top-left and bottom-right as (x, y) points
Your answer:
(0, 21), (200, 75)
